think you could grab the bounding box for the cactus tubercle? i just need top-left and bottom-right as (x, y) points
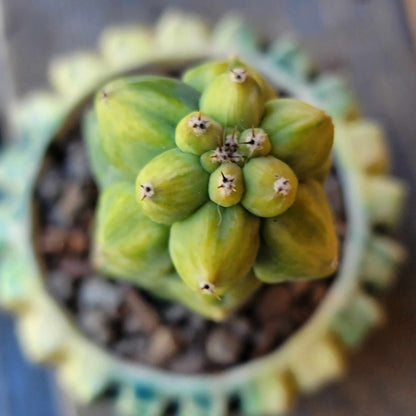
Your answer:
(175, 111), (223, 155)
(239, 127), (271, 158)
(209, 163), (244, 207)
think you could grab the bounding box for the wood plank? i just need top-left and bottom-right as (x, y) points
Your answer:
(404, 0), (416, 49)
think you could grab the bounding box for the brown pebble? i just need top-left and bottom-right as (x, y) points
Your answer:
(66, 229), (88, 253)
(40, 227), (66, 254)
(47, 270), (73, 301)
(206, 327), (242, 365)
(79, 277), (124, 313)
(168, 349), (205, 374)
(145, 326), (181, 366)
(79, 309), (113, 345)
(60, 257), (90, 278)
(114, 336), (147, 360)
(125, 290), (160, 335)
(228, 317), (252, 337)
(53, 183), (85, 224)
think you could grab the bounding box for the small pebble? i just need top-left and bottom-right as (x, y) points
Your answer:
(145, 327), (181, 366)
(47, 270), (73, 301)
(40, 227), (66, 254)
(125, 290), (160, 335)
(122, 312), (144, 335)
(79, 277), (124, 313)
(79, 309), (113, 345)
(162, 304), (189, 325)
(228, 317), (252, 337)
(37, 168), (62, 202)
(182, 314), (208, 343)
(168, 349), (205, 374)
(114, 336), (147, 359)
(66, 229), (88, 254)
(60, 257), (90, 278)
(49, 183), (84, 226)
(206, 327), (242, 365)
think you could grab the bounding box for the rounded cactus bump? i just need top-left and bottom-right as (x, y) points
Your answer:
(175, 111), (223, 155)
(200, 68), (264, 129)
(135, 148), (209, 225)
(238, 127), (271, 158)
(169, 202), (260, 297)
(242, 156), (298, 217)
(209, 163), (244, 207)
(254, 180), (339, 283)
(261, 98), (334, 179)
(90, 57), (338, 317)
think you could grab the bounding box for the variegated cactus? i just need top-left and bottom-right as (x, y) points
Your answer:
(87, 57), (338, 317)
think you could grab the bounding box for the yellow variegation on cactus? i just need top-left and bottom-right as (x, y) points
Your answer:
(89, 57), (339, 317)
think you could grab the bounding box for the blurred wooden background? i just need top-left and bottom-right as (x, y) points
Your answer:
(1, 0), (415, 415)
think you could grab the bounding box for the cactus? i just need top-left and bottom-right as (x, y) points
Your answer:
(87, 57), (338, 318)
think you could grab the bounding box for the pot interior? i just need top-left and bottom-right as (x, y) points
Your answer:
(31, 61), (346, 375)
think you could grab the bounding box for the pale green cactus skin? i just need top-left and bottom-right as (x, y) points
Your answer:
(91, 57), (338, 314)
(95, 76), (200, 179)
(254, 180), (339, 282)
(94, 182), (172, 283)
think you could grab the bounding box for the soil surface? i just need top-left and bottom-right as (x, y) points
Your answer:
(33, 112), (345, 375)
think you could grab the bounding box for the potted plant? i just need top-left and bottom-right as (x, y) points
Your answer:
(0, 11), (407, 416)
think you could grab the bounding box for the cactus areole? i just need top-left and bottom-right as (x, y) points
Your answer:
(92, 58), (339, 319)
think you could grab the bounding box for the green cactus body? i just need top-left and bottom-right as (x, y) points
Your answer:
(175, 111), (223, 155)
(238, 128), (272, 158)
(209, 163), (244, 207)
(136, 148), (209, 225)
(261, 98), (334, 179)
(183, 58), (277, 102)
(200, 150), (221, 173)
(254, 180), (339, 283)
(182, 60), (229, 92)
(242, 156), (298, 217)
(89, 58), (338, 317)
(310, 155), (332, 184)
(170, 202), (260, 296)
(200, 70), (264, 129)
(82, 110), (130, 189)
(94, 182), (172, 288)
(95, 76), (200, 178)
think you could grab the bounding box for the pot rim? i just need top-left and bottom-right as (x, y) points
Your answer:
(28, 58), (364, 393)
